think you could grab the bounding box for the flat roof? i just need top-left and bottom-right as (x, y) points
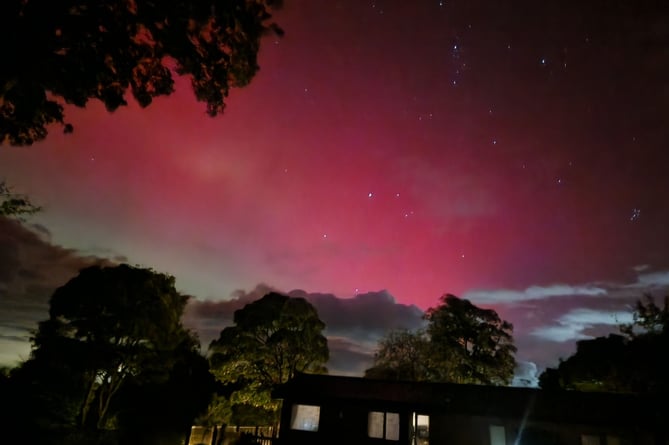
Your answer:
(274, 373), (662, 426)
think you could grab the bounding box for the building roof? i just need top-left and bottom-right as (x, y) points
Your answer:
(274, 373), (661, 427)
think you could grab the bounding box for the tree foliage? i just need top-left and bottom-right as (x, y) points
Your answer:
(364, 329), (432, 381)
(366, 294), (517, 385)
(208, 292), (328, 425)
(620, 294), (669, 337)
(425, 294), (517, 385)
(0, 0), (282, 146)
(0, 180), (40, 217)
(539, 294), (669, 394)
(6, 264), (214, 444)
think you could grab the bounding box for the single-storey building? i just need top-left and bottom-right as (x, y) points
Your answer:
(272, 373), (666, 445)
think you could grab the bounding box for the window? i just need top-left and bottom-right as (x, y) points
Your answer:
(368, 411), (400, 441)
(290, 404), (320, 432)
(411, 413), (429, 445)
(489, 425), (506, 445)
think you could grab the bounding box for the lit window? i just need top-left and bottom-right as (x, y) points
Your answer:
(290, 404), (320, 432)
(369, 412), (384, 438)
(368, 411), (400, 441)
(489, 425), (505, 445)
(411, 413), (430, 445)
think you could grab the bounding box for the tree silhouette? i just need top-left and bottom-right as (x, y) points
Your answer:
(0, 180), (40, 217)
(425, 294), (517, 385)
(208, 292), (328, 426)
(539, 294), (669, 394)
(7, 264), (214, 444)
(0, 0), (282, 146)
(366, 294), (517, 385)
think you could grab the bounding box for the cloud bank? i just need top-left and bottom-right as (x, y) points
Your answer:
(3, 215), (669, 387)
(0, 217), (116, 366)
(463, 284), (607, 304)
(183, 285), (426, 376)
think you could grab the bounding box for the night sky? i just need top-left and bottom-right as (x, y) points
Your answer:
(2, 0), (669, 384)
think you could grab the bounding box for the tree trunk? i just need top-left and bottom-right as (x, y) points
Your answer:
(78, 378), (97, 428)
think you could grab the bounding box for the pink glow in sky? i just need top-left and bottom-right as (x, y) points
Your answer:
(2, 0), (669, 379)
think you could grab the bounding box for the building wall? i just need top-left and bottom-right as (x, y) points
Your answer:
(429, 413), (656, 445)
(280, 400), (415, 445)
(279, 398), (658, 445)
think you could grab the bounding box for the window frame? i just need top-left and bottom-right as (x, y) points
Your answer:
(368, 410), (400, 441)
(289, 404), (321, 432)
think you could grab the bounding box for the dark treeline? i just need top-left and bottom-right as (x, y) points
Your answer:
(1, 264), (329, 445)
(2, 262), (667, 445)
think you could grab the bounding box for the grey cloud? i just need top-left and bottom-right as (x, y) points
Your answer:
(531, 324), (592, 343)
(559, 308), (634, 326)
(0, 217), (117, 367)
(464, 284), (607, 304)
(507, 297), (634, 375)
(471, 267), (669, 372)
(633, 264), (650, 273)
(512, 360), (539, 387)
(325, 336), (376, 377)
(472, 268), (668, 309)
(531, 308), (634, 343)
(627, 269), (669, 288)
(290, 289), (425, 340)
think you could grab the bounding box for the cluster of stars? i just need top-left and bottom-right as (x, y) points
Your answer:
(417, 112), (434, 121)
(367, 190), (415, 219)
(449, 40), (468, 87)
(630, 208), (641, 222)
(320, 190), (417, 242)
(279, 0), (657, 305)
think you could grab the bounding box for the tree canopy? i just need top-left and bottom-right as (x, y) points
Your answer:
(366, 294), (517, 385)
(426, 294), (517, 385)
(364, 329), (431, 381)
(539, 294), (669, 394)
(208, 292), (328, 425)
(6, 264), (214, 445)
(0, 0), (282, 146)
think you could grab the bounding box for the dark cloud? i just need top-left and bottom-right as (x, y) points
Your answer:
(183, 285), (425, 376)
(296, 289), (425, 376)
(325, 336), (376, 377)
(290, 289), (425, 339)
(0, 217), (116, 366)
(182, 283), (277, 347)
(183, 278), (669, 384)
(480, 270), (669, 377)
